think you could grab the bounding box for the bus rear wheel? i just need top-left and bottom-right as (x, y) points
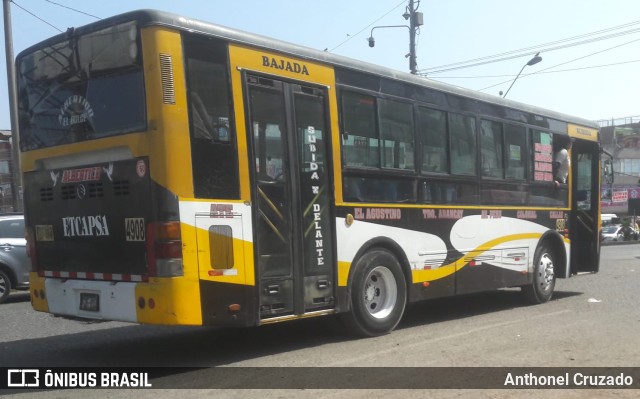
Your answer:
(522, 242), (556, 304)
(340, 249), (407, 337)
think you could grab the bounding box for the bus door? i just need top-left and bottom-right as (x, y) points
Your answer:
(244, 74), (335, 320)
(570, 139), (600, 274)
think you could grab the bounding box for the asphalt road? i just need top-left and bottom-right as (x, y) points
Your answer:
(1, 244), (639, 398)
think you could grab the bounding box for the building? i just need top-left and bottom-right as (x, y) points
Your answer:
(598, 116), (640, 216)
(0, 129), (20, 213)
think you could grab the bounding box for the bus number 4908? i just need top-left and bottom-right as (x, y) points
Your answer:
(125, 218), (145, 241)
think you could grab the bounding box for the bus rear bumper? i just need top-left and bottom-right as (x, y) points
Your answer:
(44, 278), (138, 322)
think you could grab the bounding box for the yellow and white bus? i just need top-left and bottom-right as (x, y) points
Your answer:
(19, 10), (604, 336)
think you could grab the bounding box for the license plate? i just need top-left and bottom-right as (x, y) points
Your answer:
(79, 293), (100, 312)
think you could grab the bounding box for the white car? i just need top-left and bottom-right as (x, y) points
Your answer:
(601, 224), (638, 242)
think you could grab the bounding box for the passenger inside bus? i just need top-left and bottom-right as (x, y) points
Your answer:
(553, 137), (572, 187)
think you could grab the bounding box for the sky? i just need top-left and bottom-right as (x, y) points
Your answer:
(1, 0), (639, 129)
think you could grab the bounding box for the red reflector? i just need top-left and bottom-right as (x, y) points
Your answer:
(469, 261), (478, 267)
(208, 270), (224, 276)
(514, 257), (520, 262)
(138, 297), (146, 309)
(423, 265), (431, 270)
(148, 298), (155, 309)
(422, 281), (430, 287)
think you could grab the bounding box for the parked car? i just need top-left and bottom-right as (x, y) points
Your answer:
(0, 214), (29, 303)
(601, 213), (618, 226)
(601, 224), (639, 242)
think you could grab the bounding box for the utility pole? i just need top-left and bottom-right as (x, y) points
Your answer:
(407, 0), (421, 75)
(368, 0), (423, 75)
(3, 0), (22, 212)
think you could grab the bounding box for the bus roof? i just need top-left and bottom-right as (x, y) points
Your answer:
(17, 8), (599, 132)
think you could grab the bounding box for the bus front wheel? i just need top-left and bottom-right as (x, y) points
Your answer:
(522, 242), (556, 304)
(340, 249), (407, 337)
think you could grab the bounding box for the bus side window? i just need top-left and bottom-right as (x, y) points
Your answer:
(449, 113), (477, 176)
(480, 119), (504, 178)
(504, 124), (526, 180)
(190, 91), (215, 140)
(422, 180), (478, 205)
(184, 35), (239, 199)
(341, 91), (379, 168)
(422, 181), (457, 204)
(344, 177), (364, 202)
(417, 107), (448, 174)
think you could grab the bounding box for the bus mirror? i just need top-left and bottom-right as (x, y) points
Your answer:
(603, 158), (614, 184)
(603, 159), (611, 174)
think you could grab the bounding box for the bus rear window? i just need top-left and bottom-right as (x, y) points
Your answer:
(17, 21), (145, 151)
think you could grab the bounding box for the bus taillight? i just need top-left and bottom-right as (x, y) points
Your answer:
(146, 222), (184, 277)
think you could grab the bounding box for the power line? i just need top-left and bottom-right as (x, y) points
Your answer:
(476, 36), (640, 92)
(327, 0), (406, 52)
(419, 19), (640, 74)
(429, 59), (640, 79)
(421, 27), (640, 75)
(11, 0), (62, 32)
(44, 0), (101, 20)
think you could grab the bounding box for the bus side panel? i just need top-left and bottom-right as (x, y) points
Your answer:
(140, 27), (194, 198)
(335, 206), (566, 302)
(199, 281), (257, 327)
(335, 207), (455, 302)
(179, 200), (258, 327)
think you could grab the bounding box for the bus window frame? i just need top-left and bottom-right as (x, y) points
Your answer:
(182, 33), (241, 200)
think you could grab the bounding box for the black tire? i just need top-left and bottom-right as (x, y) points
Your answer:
(340, 249), (407, 337)
(0, 269), (11, 304)
(522, 242), (556, 304)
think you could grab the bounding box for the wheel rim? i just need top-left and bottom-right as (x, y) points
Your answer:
(363, 266), (397, 319)
(0, 274), (6, 297)
(537, 252), (555, 292)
